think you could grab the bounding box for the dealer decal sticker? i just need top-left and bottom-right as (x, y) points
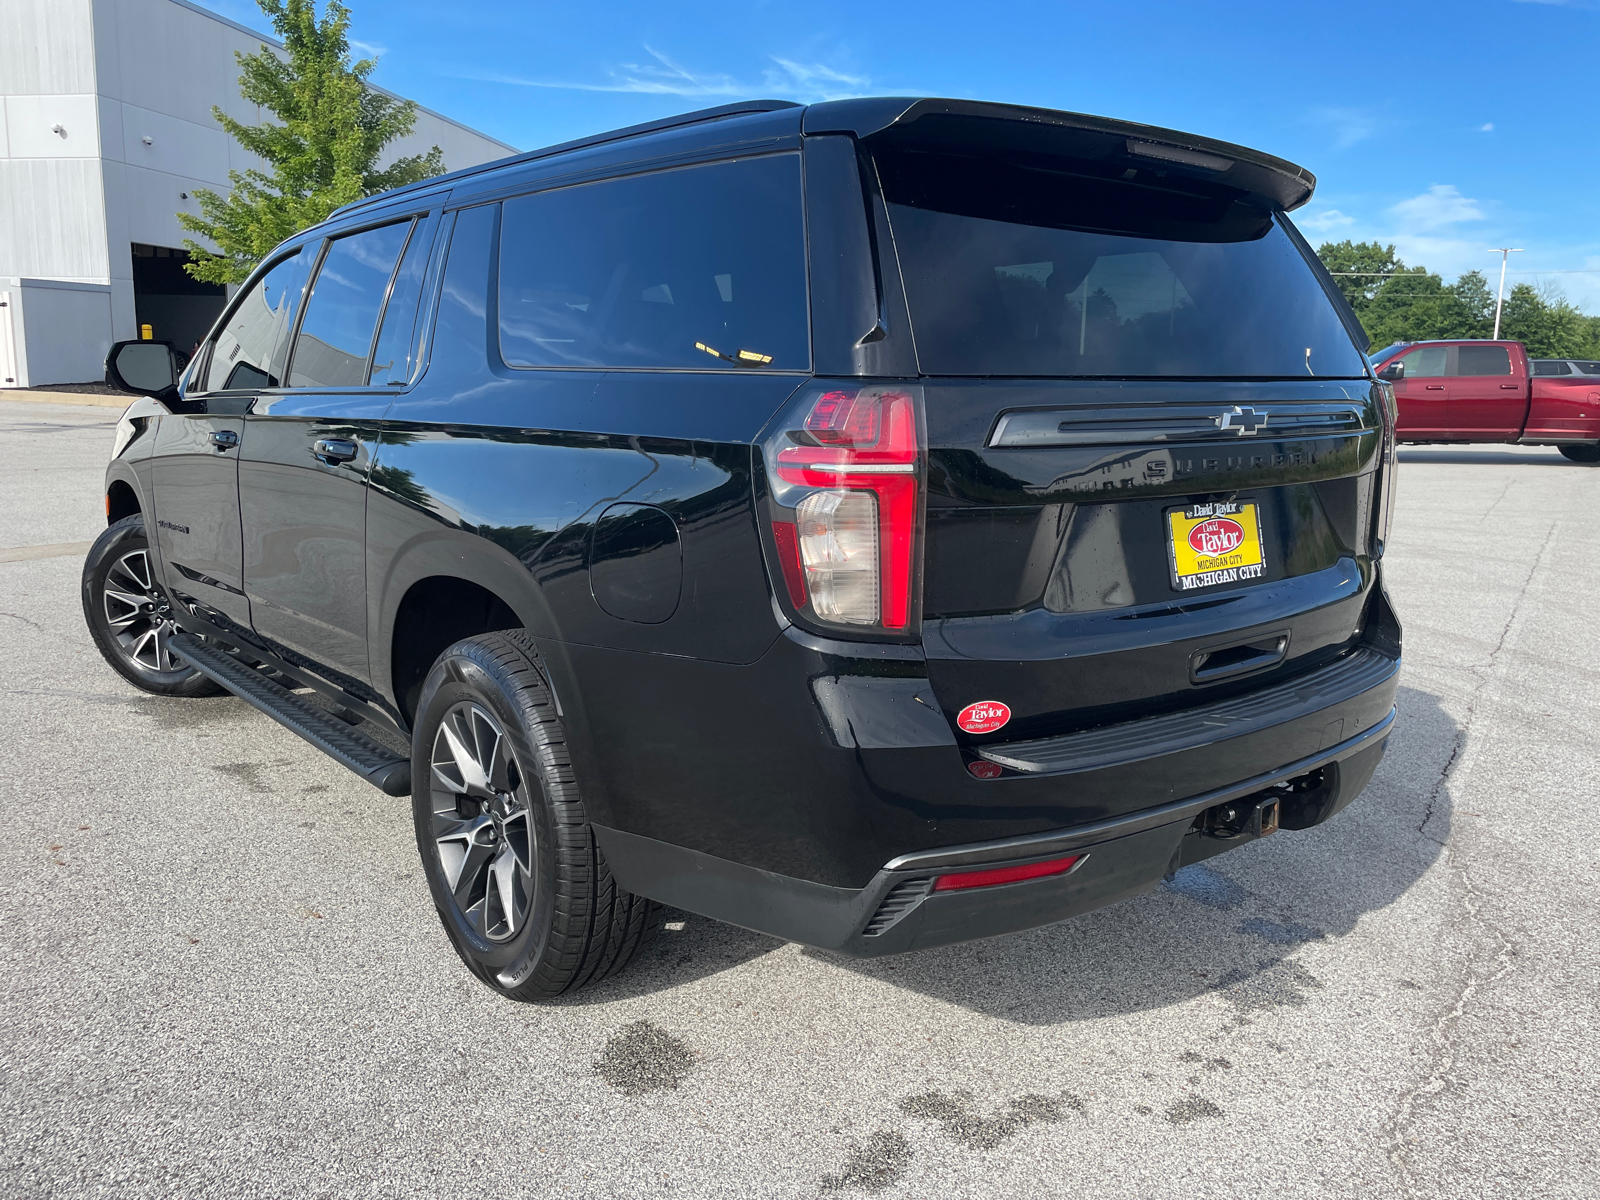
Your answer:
(957, 701), (1011, 734)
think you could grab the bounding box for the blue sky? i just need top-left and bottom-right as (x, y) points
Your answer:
(199, 0), (1600, 309)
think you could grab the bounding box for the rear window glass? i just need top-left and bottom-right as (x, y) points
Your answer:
(498, 155), (809, 371)
(875, 148), (1367, 378)
(1531, 360), (1571, 376)
(1455, 345), (1511, 376)
(1575, 361), (1600, 375)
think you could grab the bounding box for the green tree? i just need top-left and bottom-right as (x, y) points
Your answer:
(1312, 241), (1600, 353)
(1316, 240), (1406, 320)
(179, 0), (443, 285)
(1499, 282), (1600, 358)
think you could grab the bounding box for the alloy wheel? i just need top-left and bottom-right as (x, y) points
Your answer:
(101, 548), (183, 674)
(429, 702), (536, 943)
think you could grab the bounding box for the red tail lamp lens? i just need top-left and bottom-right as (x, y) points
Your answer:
(775, 388), (919, 630)
(806, 389), (880, 446)
(769, 521), (807, 608)
(932, 854), (1085, 892)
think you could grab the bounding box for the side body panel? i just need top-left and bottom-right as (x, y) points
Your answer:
(364, 173), (809, 849)
(1524, 376), (1600, 443)
(1392, 366), (1451, 439)
(240, 392), (392, 691)
(146, 405), (250, 632)
(1449, 341), (1529, 440)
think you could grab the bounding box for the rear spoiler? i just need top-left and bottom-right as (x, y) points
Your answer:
(802, 97), (1316, 213)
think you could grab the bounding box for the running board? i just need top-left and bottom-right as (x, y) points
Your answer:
(170, 632), (411, 796)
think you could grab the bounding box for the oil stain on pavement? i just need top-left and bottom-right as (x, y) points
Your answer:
(898, 1089), (1083, 1150)
(592, 1020), (696, 1095)
(820, 1130), (912, 1193)
(1165, 1096), (1225, 1124)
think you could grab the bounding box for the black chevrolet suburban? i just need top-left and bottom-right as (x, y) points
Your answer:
(86, 98), (1401, 1000)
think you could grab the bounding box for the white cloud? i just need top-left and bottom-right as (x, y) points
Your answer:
(1297, 208), (1356, 234)
(350, 39), (388, 59)
(478, 45), (870, 104)
(1313, 107), (1378, 149)
(763, 58), (870, 99)
(1478, 122), (1495, 132)
(1388, 184), (1486, 233)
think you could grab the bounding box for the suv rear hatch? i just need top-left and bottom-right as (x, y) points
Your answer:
(867, 121), (1388, 750)
(863, 117), (1390, 758)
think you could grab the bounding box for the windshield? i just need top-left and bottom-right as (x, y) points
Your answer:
(876, 148), (1368, 379)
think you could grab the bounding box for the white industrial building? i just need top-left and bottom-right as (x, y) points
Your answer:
(0, 0), (516, 387)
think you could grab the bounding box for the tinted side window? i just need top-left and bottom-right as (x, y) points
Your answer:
(1531, 360), (1571, 376)
(1454, 344), (1511, 376)
(289, 221), (412, 388)
(1576, 361), (1600, 375)
(498, 155), (809, 371)
(1397, 346), (1447, 378)
(204, 249), (312, 390)
(369, 217), (434, 386)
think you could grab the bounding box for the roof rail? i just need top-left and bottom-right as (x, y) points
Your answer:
(332, 99), (802, 219)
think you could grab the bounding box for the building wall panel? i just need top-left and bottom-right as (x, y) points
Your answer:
(4, 94), (102, 159)
(0, 159), (110, 280)
(1, 0), (98, 96)
(118, 103), (231, 185)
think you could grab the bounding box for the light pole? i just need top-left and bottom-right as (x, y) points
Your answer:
(1490, 248), (1524, 339)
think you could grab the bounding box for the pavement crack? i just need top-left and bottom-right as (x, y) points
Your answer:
(1417, 519), (1555, 844)
(0, 611), (45, 631)
(1387, 516), (1550, 1193)
(1382, 854), (1520, 1199)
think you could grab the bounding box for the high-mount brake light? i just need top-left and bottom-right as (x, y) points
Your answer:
(771, 387), (920, 631)
(932, 853), (1086, 892)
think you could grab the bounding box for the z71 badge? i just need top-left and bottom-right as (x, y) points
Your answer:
(1166, 501), (1266, 592)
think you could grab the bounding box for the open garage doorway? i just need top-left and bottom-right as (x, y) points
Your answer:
(131, 244), (225, 358)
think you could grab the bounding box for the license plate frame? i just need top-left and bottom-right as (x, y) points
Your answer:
(1166, 500), (1267, 592)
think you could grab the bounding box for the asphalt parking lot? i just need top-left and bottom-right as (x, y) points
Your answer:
(2, 397), (1596, 1200)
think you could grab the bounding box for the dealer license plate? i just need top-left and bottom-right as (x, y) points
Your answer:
(1166, 501), (1266, 592)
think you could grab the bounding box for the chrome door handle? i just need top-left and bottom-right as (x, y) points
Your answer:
(210, 429), (239, 449)
(312, 438), (358, 464)
(1499, 384), (1520, 389)
(1424, 385), (1445, 391)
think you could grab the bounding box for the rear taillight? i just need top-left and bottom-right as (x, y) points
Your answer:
(762, 385), (922, 633)
(1374, 381), (1399, 555)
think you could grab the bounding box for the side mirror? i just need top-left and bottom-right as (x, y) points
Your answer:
(106, 340), (180, 397)
(1377, 361), (1404, 382)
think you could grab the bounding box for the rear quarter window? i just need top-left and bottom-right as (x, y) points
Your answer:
(497, 155), (809, 371)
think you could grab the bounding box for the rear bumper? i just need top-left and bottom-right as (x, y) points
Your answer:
(596, 709), (1394, 957)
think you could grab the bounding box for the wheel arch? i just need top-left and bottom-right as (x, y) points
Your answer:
(106, 476), (141, 525)
(375, 530), (566, 728)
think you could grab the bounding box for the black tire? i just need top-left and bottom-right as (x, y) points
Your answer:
(1559, 444), (1600, 464)
(410, 630), (660, 1000)
(81, 514), (223, 697)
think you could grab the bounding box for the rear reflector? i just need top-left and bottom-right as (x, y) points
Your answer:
(932, 853), (1086, 892)
(769, 521), (808, 608)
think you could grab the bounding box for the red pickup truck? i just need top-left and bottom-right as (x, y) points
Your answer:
(1371, 339), (1600, 462)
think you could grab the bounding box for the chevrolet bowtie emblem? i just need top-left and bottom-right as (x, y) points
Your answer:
(1216, 406), (1267, 435)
